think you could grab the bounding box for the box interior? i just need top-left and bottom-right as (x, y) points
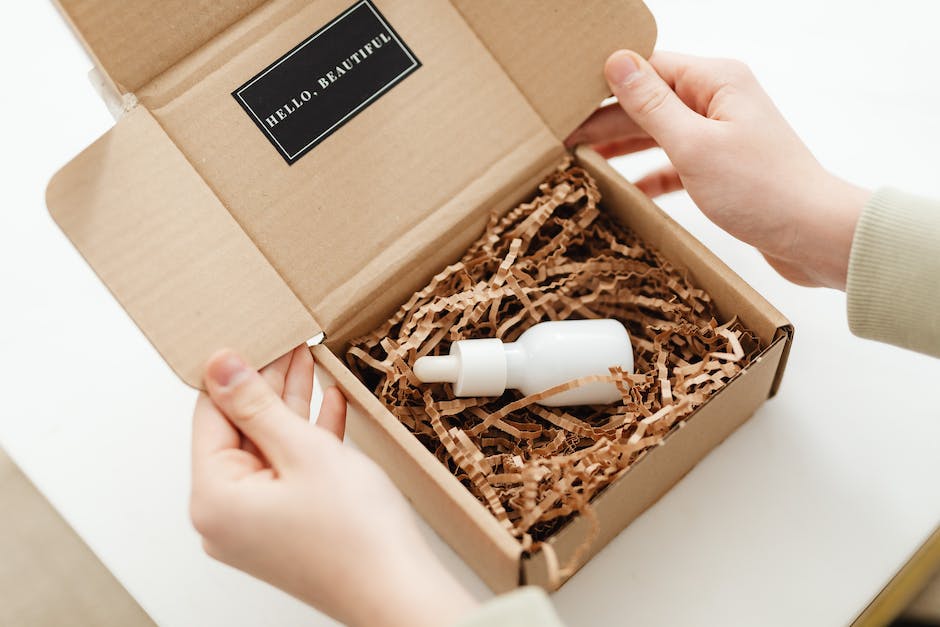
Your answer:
(327, 147), (790, 373)
(317, 147), (791, 589)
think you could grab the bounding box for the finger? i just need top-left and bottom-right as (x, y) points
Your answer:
(244, 348), (296, 461)
(249, 349), (294, 461)
(192, 392), (267, 482)
(650, 51), (764, 119)
(592, 137), (659, 159)
(635, 165), (685, 198)
(259, 350), (293, 397)
(566, 103), (650, 148)
(646, 51), (701, 90)
(605, 50), (704, 151)
(204, 349), (309, 467)
(283, 345), (315, 419)
(315, 386), (347, 441)
(192, 392), (240, 468)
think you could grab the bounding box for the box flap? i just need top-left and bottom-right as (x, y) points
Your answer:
(126, 0), (656, 339)
(56, 0), (657, 132)
(454, 0), (657, 140)
(129, 0), (564, 344)
(53, 0), (267, 94)
(49, 0), (659, 385)
(46, 107), (320, 388)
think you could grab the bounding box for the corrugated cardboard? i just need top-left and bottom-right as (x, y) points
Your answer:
(49, 0), (657, 380)
(46, 106), (319, 386)
(48, 0), (792, 591)
(54, 0), (269, 94)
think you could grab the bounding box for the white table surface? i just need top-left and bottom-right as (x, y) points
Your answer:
(3, 1), (940, 625)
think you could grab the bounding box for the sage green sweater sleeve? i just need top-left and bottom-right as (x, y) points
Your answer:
(453, 587), (564, 627)
(847, 187), (940, 357)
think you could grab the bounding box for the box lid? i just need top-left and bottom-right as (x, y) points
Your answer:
(53, 0), (269, 94)
(47, 0), (657, 388)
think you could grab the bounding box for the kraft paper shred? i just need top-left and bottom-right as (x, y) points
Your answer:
(348, 160), (759, 557)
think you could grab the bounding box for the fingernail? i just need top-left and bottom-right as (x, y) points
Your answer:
(209, 352), (250, 387)
(606, 51), (640, 86)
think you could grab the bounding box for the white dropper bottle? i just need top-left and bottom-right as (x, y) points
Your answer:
(413, 319), (633, 407)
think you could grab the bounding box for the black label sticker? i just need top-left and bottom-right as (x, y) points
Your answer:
(233, 0), (420, 164)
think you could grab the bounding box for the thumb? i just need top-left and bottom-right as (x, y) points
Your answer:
(605, 50), (700, 152)
(204, 349), (308, 467)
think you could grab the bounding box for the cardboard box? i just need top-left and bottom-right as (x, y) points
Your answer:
(47, 0), (792, 592)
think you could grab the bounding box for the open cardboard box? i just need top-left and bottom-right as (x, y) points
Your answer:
(47, 0), (792, 592)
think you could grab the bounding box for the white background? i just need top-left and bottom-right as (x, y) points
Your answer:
(2, 1), (940, 626)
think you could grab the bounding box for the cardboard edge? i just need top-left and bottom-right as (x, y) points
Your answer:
(769, 324), (795, 397)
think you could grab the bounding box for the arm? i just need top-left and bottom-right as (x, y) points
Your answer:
(568, 50), (939, 357)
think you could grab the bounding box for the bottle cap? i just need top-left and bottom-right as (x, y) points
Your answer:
(414, 338), (507, 397)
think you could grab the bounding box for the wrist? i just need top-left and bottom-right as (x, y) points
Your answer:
(794, 173), (870, 290)
(347, 545), (479, 627)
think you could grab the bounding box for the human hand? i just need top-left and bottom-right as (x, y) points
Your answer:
(190, 346), (477, 627)
(567, 50), (871, 289)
